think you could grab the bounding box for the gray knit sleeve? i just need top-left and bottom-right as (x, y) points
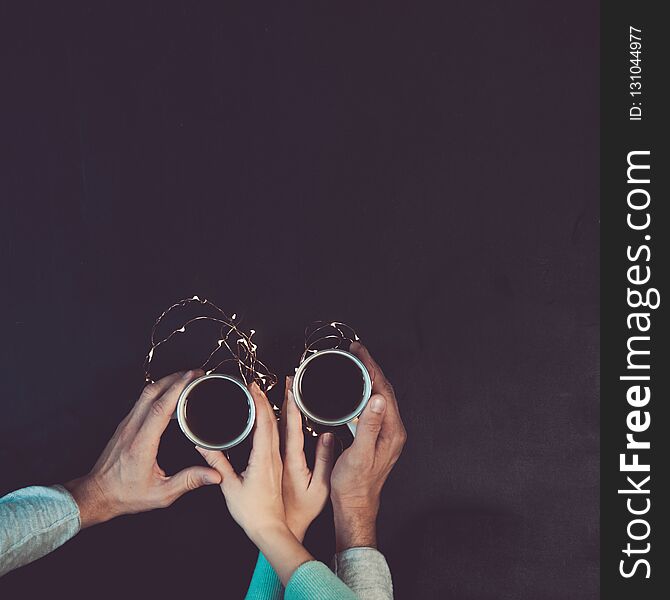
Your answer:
(332, 547), (394, 600)
(0, 485), (81, 577)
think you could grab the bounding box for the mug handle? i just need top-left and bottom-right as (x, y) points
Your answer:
(346, 417), (359, 437)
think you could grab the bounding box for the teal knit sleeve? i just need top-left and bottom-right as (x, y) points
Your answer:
(244, 552), (284, 600)
(285, 560), (358, 600)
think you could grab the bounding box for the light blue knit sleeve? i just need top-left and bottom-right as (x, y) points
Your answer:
(285, 560), (358, 600)
(0, 485), (80, 577)
(245, 552), (284, 600)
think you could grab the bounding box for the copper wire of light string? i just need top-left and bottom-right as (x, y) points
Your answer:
(297, 321), (364, 438)
(300, 321), (360, 363)
(144, 296), (278, 410)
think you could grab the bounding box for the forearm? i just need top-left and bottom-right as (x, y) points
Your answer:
(332, 501), (378, 553)
(0, 485), (80, 577)
(249, 523), (313, 586)
(63, 474), (118, 529)
(332, 500), (395, 599)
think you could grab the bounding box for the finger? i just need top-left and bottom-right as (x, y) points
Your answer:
(312, 432), (335, 488)
(377, 413), (408, 460)
(124, 371), (186, 431)
(283, 377), (306, 464)
(136, 369), (204, 420)
(350, 342), (403, 427)
(248, 381), (279, 459)
(280, 379), (289, 453)
(136, 370), (200, 451)
(138, 371), (186, 406)
(350, 394), (387, 455)
(165, 465), (222, 501)
(350, 341), (390, 395)
(195, 447), (239, 483)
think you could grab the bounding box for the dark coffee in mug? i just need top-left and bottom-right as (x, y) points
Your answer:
(298, 352), (365, 421)
(184, 377), (251, 446)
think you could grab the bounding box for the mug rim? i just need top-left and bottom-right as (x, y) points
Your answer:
(292, 348), (372, 426)
(177, 373), (256, 450)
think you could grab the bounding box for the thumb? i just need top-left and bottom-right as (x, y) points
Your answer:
(312, 432), (336, 488)
(351, 394), (386, 454)
(166, 465), (222, 500)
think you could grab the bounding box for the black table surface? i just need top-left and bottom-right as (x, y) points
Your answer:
(0, 3), (599, 598)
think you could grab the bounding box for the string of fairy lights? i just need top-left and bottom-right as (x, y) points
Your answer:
(143, 295), (277, 393)
(143, 296), (361, 438)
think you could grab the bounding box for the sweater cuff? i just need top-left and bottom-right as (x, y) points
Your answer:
(244, 552), (284, 600)
(0, 484), (81, 577)
(286, 560), (358, 600)
(332, 547), (394, 600)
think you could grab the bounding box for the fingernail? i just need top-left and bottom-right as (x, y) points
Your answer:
(371, 396), (385, 413)
(322, 433), (333, 447)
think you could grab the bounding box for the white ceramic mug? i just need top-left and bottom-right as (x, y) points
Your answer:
(292, 348), (372, 436)
(176, 373), (256, 450)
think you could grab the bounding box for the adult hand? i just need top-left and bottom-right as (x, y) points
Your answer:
(330, 342), (407, 552)
(280, 375), (335, 541)
(65, 370), (222, 528)
(198, 382), (313, 585)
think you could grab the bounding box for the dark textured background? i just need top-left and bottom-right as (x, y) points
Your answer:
(0, 2), (599, 598)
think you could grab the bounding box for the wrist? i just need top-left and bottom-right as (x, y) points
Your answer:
(286, 518), (308, 543)
(332, 497), (378, 553)
(64, 474), (117, 529)
(248, 520), (313, 586)
(246, 518), (292, 548)
(331, 493), (379, 521)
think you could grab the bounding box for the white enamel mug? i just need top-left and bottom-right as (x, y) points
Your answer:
(176, 373), (256, 450)
(292, 349), (372, 436)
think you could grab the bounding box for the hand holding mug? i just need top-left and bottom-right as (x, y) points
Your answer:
(330, 342), (407, 552)
(197, 382), (314, 585)
(196, 382), (286, 536)
(281, 376), (335, 541)
(65, 370), (222, 528)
